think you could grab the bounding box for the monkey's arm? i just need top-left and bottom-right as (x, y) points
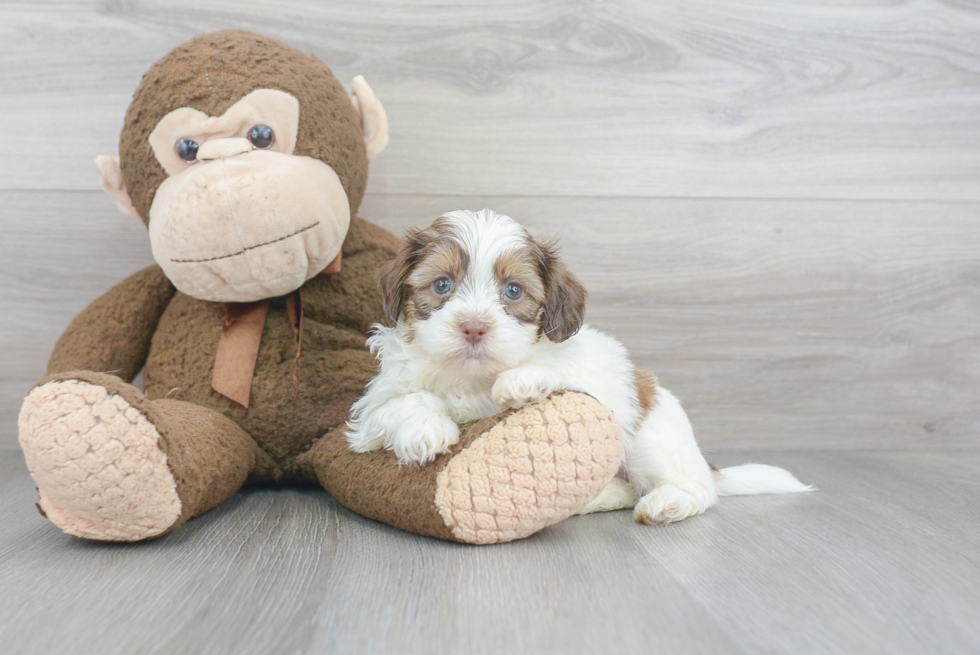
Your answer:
(47, 265), (176, 382)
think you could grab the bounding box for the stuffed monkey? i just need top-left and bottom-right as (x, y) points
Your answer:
(17, 31), (621, 545)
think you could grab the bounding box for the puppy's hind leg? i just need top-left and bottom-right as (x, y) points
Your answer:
(627, 387), (718, 525)
(577, 477), (640, 515)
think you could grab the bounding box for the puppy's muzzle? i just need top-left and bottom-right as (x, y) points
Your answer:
(460, 320), (491, 345)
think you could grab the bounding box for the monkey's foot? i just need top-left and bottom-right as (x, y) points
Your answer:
(19, 377), (181, 541)
(434, 392), (622, 544)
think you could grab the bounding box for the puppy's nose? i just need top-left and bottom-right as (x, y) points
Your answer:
(460, 320), (490, 345)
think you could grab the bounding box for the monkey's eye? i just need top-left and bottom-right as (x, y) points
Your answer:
(175, 139), (199, 162)
(503, 283), (524, 301)
(432, 277), (453, 295)
(248, 124), (275, 149)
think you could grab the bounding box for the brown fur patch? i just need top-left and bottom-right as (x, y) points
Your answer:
(378, 218), (468, 325)
(534, 238), (588, 343)
(494, 246), (546, 323)
(633, 369), (659, 429)
(406, 240), (468, 320)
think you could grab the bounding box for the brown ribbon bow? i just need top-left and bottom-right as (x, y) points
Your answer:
(211, 252), (342, 408)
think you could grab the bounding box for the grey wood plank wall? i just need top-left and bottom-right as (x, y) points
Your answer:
(1, 1), (978, 450)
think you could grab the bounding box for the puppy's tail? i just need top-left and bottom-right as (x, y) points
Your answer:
(713, 463), (815, 497)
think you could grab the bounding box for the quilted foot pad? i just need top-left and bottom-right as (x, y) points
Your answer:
(18, 380), (182, 541)
(434, 392), (622, 544)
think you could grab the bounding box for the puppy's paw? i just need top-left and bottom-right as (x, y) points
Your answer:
(634, 483), (709, 525)
(577, 478), (640, 515)
(492, 366), (564, 410)
(346, 426), (385, 453)
(392, 413), (460, 465)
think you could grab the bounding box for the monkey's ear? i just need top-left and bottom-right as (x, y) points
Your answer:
(350, 76), (389, 161)
(94, 155), (141, 221)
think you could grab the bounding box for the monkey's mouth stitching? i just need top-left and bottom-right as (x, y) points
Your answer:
(170, 221), (321, 263)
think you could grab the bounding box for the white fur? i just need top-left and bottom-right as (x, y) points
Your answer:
(348, 391), (460, 464)
(713, 463), (814, 496)
(347, 209), (813, 523)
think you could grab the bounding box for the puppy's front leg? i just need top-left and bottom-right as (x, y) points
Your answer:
(492, 365), (567, 410)
(371, 393), (460, 465)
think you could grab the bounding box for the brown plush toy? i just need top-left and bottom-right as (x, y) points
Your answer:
(17, 30), (621, 545)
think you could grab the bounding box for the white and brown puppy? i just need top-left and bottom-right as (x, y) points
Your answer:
(347, 209), (811, 525)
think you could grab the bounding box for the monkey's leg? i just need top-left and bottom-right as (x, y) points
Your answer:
(299, 391), (622, 545)
(19, 371), (263, 541)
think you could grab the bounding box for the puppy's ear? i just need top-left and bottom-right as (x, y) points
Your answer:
(537, 238), (587, 342)
(379, 245), (412, 326)
(379, 228), (427, 325)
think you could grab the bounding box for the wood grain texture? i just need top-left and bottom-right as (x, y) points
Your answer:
(3, 190), (977, 450)
(0, 447), (978, 655)
(2, 0), (980, 199)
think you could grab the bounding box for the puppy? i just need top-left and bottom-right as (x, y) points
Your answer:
(347, 209), (811, 525)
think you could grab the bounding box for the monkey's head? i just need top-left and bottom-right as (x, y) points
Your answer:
(96, 30), (389, 302)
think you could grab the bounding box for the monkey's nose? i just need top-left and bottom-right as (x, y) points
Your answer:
(197, 138), (253, 161)
(460, 320), (490, 345)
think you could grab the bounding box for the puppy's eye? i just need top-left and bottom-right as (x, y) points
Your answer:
(248, 124), (275, 149)
(175, 138), (199, 162)
(432, 277), (453, 295)
(503, 283), (524, 301)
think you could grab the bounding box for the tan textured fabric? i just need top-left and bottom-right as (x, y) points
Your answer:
(21, 371), (263, 541)
(19, 377), (181, 541)
(149, 149), (351, 303)
(434, 392), (622, 544)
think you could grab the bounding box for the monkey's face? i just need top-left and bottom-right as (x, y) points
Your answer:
(146, 89), (349, 302)
(96, 31), (390, 304)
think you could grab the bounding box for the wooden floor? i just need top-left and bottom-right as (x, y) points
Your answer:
(2, 1), (979, 653)
(2, 447), (978, 655)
